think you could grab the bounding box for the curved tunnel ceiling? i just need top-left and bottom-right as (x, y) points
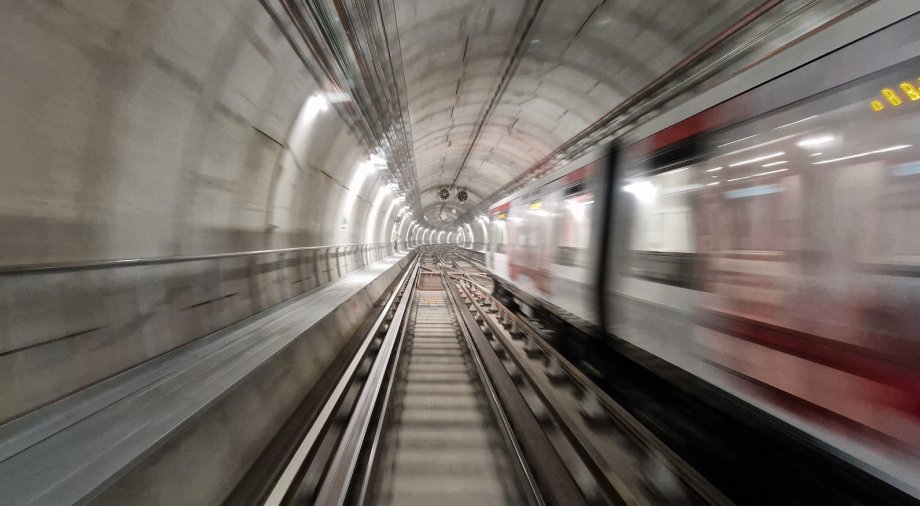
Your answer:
(393, 0), (764, 226)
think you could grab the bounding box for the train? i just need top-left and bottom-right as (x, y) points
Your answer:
(485, 12), (920, 496)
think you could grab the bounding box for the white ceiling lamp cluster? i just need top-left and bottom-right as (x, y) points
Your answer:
(369, 153), (387, 170)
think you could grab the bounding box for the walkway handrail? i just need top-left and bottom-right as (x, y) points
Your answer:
(0, 242), (398, 275)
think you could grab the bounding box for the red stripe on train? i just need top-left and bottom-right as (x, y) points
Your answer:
(490, 201), (511, 214)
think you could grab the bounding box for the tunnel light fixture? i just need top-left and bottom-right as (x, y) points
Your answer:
(810, 152), (823, 156)
(705, 167), (723, 172)
(369, 153), (387, 169)
(796, 135), (835, 147)
(762, 160), (787, 167)
(307, 94), (329, 113)
(356, 161), (374, 178)
(812, 145), (911, 165)
(729, 152), (784, 167)
(322, 91), (352, 104)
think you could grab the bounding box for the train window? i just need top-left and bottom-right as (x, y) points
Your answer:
(561, 192), (593, 249)
(490, 215), (507, 255)
(610, 38), (920, 469)
(700, 58), (920, 267)
(556, 191), (594, 268)
(623, 166), (696, 253)
(563, 181), (585, 196)
(624, 57), (920, 260)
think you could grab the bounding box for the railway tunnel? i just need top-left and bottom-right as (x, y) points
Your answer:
(3, 1), (920, 504)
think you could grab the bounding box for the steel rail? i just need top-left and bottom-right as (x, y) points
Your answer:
(450, 250), (731, 505)
(454, 278), (637, 505)
(323, 247), (543, 504)
(438, 263), (544, 506)
(312, 259), (420, 506)
(351, 281), (414, 506)
(262, 253), (419, 506)
(441, 260), (587, 506)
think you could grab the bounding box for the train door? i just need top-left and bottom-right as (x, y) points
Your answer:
(508, 196), (553, 294)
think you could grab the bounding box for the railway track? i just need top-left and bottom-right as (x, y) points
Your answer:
(363, 268), (527, 505)
(260, 247), (728, 505)
(445, 250), (729, 505)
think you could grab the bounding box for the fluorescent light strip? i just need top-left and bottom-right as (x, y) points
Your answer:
(796, 135), (834, 147)
(812, 145), (911, 165)
(809, 152), (823, 156)
(705, 166), (723, 172)
(717, 134), (757, 148)
(715, 134), (799, 159)
(773, 115), (818, 130)
(729, 152), (785, 167)
(707, 181), (721, 186)
(762, 160), (787, 167)
(726, 168), (788, 182)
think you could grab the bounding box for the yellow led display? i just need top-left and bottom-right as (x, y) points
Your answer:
(528, 201), (542, 210)
(881, 88), (903, 106)
(869, 77), (920, 111)
(900, 82), (920, 101)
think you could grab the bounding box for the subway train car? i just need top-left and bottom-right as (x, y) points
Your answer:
(487, 12), (920, 496)
(488, 160), (602, 322)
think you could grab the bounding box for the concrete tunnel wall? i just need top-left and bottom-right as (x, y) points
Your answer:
(0, 2), (409, 423)
(1, 1), (403, 267)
